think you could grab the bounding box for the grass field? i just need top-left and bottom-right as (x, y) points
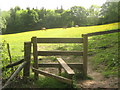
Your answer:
(1, 22), (119, 88)
(0, 22), (119, 57)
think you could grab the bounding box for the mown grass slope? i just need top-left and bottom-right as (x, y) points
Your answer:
(0, 22), (119, 57)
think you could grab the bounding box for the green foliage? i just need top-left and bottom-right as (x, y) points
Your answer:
(1, 1), (120, 34)
(1, 40), (23, 79)
(87, 5), (101, 25)
(100, 2), (119, 24)
(70, 6), (87, 26)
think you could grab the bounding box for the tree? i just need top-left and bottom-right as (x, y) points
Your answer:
(87, 5), (101, 25)
(70, 6), (87, 26)
(61, 10), (73, 27)
(100, 2), (119, 24)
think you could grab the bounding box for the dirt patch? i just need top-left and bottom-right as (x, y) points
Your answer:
(76, 60), (118, 88)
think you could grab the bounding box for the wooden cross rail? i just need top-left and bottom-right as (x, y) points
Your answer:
(32, 67), (72, 85)
(57, 58), (75, 75)
(32, 38), (83, 43)
(38, 63), (83, 70)
(2, 59), (24, 71)
(38, 51), (83, 56)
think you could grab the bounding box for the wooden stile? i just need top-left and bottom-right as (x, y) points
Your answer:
(31, 36), (87, 84)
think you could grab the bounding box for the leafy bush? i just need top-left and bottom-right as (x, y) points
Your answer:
(1, 40), (23, 80)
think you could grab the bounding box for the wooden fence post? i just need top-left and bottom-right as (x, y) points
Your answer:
(23, 42), (31, 78)
(32, 37), (39, 80)
(82, 34), (88, 76)
(7, 43), (12, 64)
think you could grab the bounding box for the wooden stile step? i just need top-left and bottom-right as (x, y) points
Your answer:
(57, 58), (75, 75)
(32, 67), (72, 85)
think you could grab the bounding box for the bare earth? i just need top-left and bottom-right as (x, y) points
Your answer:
(76, 61), (118, 88)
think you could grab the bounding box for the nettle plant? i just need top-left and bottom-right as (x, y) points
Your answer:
(1, 40), (22, 80)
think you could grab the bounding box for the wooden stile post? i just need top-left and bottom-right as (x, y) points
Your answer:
(58, 67), (62, 75)
(82, 34), (88, 76)
(32, 37), (39, 80)
(23, 42), (31, 79)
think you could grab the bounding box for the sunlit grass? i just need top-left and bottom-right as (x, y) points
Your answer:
(0, 22), (119, 57)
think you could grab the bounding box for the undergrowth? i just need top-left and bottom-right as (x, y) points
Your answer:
(6, 73), (75, 88)
(1, 40), (23, 80)
(88, 32), (119, 77)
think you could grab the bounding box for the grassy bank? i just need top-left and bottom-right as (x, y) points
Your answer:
(88, 32), (119, 77)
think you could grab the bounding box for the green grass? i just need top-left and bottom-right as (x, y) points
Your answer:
(0, 22), (119, 57)
(88, 32), (119, 77)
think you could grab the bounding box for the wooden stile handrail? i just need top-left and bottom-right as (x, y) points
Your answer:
(86, 29), (120, 36)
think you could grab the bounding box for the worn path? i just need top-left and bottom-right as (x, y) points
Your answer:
(76, 59), (118, 88)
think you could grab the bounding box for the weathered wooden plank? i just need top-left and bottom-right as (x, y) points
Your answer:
(82, 34), (88, 76)
(36, 38), (83, 43)
(38, 63), (83, 70)
(32, 67), (72, 85)
(32, 37), (39, 79)
(2, 59), (24, 71)
(86, 29), (120, 36)
(38, 51), (83, 56)
(57, 58), (75, 75)
(23, 42), (31, 78)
